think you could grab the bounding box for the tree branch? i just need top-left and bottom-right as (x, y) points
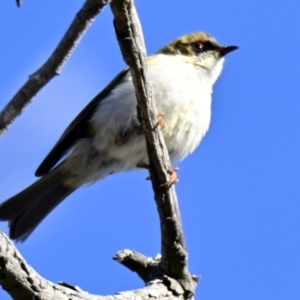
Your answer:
(110, 0), (197, 296)
(113, 249), (161, 283)
(0, 0), (110, 139)
(0, 231), (187, 299)
(0, 0), (198, 298)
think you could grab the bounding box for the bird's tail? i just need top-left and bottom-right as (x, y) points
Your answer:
(0, 168), (75, 242)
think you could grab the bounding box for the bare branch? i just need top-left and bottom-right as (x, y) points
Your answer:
(113, 249), (162, 283)
(1, 0), (198, 298)
(0, 231), (186, 299)
(0, 0), (110, 139)
(110, 0), (197, 296)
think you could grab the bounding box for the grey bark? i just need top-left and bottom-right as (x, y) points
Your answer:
(110, 1), (196, 296)
(0, 0), (198, 299)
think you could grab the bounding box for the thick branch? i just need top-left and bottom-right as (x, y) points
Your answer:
(0, 231), (186, 300)
(110, 0), (196, 296)
(1, 0), (197, 298)
(0, 0), (110, 138)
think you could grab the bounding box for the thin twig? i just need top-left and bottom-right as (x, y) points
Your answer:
(110, 0), (196, 296)
(0, 0), (110, 138)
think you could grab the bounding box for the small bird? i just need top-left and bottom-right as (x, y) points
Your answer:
(0, 32), (238, 241)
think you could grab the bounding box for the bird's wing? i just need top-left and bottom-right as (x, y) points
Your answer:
(35, 68), (129, 177)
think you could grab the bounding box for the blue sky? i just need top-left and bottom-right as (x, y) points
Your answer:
(0, 1), (299, 299)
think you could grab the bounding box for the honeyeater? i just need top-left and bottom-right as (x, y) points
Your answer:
(0, 32), (238, 241)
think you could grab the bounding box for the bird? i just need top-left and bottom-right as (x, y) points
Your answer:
(0, 32), (238, 241)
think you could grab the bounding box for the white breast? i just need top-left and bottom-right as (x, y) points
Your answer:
(148, 54), (214, 162)
(66, 54), (220, 185)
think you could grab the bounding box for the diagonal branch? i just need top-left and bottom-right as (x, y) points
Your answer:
(110, 0), (197, 296)
(0, 0), (110, 139)
(1, 0), (198, 298)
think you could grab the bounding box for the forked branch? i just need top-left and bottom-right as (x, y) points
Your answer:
(0, 0), (197, 299)
(110, 0), (197, 296)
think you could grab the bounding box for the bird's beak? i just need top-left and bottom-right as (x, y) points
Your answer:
(219, 45), (239, 56)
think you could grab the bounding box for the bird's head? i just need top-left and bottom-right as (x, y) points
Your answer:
(158, 32), (238, 83)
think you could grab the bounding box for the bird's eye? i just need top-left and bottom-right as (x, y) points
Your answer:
(192, 42), (204, 52)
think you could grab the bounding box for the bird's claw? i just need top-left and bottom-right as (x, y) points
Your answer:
(153, 113), (165, 130)
(137, 163), (179, 187)
(117, 113), (165, 146)
(161, 167), (179, 187)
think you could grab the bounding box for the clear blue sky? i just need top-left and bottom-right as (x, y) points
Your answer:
(0, 1), (299, 299)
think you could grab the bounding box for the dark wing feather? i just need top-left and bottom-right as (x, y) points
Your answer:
(35, 69), (129, 177)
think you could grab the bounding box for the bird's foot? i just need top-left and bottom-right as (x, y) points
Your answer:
(136, 162), (149, 169)
(153, 113), (165, 130)
(136, 163), (151, 180)
(161, 167), (179, 187)
(137, 163), (179, 187)
(117, 113), (164, 145)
